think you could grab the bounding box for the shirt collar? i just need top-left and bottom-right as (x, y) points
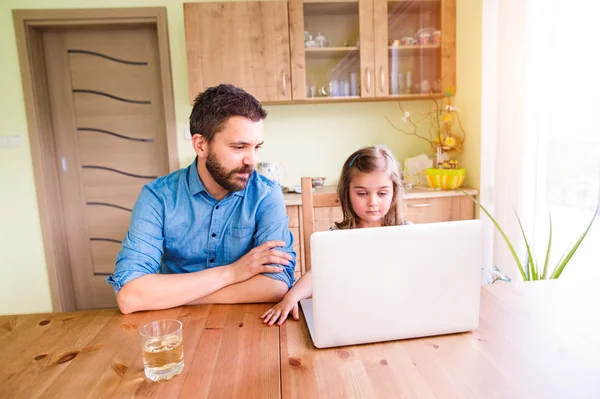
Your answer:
(188, 158), (249, 199)
(188, 158), (205, 196)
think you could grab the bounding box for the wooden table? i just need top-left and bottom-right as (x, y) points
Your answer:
(1, 282), (599, 398)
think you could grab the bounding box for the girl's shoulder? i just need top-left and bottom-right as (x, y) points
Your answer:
(404, 220), (414, 225)
(329, 225), (339, 231)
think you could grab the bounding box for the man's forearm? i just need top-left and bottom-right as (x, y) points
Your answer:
(116, 266), (235, 314)
(189, 274), (289, 305)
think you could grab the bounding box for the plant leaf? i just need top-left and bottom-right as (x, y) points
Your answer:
(550, 207), (597, 279)
(462, 191), (527, 281)
(515, 210), (537, 280)
(541, 213), (553, 280)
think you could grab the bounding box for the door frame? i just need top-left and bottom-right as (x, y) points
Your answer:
(13, 8), (179, 312)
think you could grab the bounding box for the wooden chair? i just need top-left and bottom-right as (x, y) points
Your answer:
(300, 177), (341, 273)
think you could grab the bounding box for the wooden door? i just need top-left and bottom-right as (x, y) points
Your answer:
(184, 1), (292, 104)
(43, 27), (172, 309)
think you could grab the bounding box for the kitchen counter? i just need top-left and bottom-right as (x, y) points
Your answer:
(283, 185), (478, 206)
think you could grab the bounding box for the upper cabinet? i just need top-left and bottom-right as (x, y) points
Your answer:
(371, 0), (455, 99)
(289, 0), (375, 100)
(183, 0), (455, 105)
(184, 2), (292, 103)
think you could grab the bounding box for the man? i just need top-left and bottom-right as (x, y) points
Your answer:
(107, 84), (295, 314)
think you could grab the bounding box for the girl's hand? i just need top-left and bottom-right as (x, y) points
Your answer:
(261, 298), (300, 326)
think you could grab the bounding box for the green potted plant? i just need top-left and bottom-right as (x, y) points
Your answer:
(464, 192), (598, 281)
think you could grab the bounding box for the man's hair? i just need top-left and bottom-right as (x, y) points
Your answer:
(189, 84), (267, 142)
(335, 145), (407, 230)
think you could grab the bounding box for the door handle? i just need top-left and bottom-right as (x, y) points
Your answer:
(282, 70), (287, 97)
(380, 66), (385, 92)
(60, 156), (68, 173)
(365, 67), (371, 94)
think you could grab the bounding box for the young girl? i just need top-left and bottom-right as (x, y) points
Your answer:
(261, 145), (410, 326)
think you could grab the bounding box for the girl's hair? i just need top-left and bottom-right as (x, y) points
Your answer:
(335, 145), (407, 230)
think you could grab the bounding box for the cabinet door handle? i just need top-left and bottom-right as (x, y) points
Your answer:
(282, 70), (287, 97)
(380, 66), (385, 92)
(365, 67), (371, 93)
(406, 203), (432, 208)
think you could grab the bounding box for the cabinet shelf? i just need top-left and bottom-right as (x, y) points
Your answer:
(305, 46), (360, 56)
(388, 44), (440, 51)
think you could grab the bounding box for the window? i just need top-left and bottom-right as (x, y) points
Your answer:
(530, 0), (600, 280)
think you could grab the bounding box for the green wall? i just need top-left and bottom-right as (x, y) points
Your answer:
(0, 0), (481, 314)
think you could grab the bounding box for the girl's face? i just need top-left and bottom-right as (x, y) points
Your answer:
(349, 170), (394, 228)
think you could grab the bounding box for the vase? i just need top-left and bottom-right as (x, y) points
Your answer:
(436, 146), (443, 167)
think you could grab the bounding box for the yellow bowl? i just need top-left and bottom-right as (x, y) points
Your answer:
(425, 168), (466, 190)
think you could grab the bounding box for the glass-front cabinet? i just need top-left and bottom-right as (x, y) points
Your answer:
(289, 0), (455, 102)
(184, 0), (455, 104)
(373, 0), (454, 98)
(289, 0), (375, 100)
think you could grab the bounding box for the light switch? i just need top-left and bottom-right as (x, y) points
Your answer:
(0, 135), (23, 148)
(8, 136), (23, 148)
(183, 126), (191, 141)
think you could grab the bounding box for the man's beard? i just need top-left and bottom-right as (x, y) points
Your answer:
(205, 150), (254, 192)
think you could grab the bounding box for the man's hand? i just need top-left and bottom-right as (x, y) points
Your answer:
(227, 240), (291, 284)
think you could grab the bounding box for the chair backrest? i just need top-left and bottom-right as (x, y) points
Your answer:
(300, 177), (341, 272)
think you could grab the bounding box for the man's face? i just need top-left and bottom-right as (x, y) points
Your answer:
(204, 116), (264, 192)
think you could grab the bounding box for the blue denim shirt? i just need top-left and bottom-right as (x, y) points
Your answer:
(106, 159), (296, 293)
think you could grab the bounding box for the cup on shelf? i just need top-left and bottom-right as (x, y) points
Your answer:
(342, 79), (350, 97)
(328, 80), (340, 97)
(406, 71), (413, 93)
(417, 33), (431, 45)
(350, 71), (359, 96)
(401, 36), (415, 46)
(315, 32), (328, 48)
(398, 72), (406, 93)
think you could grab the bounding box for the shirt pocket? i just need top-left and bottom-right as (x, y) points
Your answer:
(226, 224), (255, 238)
(223, 224), (254, 263)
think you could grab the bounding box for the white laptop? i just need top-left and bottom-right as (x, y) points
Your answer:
(300, 219), (482, 348)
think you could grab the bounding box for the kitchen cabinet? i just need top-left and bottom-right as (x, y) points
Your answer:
(184, 1), (292, 104)
(184, 0), (456, 104)
(289, 0), (456, 102)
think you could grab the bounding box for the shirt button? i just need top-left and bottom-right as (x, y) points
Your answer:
(209, 259), (214, 263)
(211, 233), (216, 237)
(215, 205), (219, 210)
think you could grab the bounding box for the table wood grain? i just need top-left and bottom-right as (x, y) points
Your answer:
(0, 303), (280, 399)
(1, 282), (598, 398)
(280, 281), (600, 399)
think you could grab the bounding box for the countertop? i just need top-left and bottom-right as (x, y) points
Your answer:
(283, 185), (478, 206)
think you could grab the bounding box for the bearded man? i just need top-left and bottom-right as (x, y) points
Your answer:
(108, 84), (295, 314)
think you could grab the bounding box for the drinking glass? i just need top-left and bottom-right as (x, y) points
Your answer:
(139, 319), (184, 381)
